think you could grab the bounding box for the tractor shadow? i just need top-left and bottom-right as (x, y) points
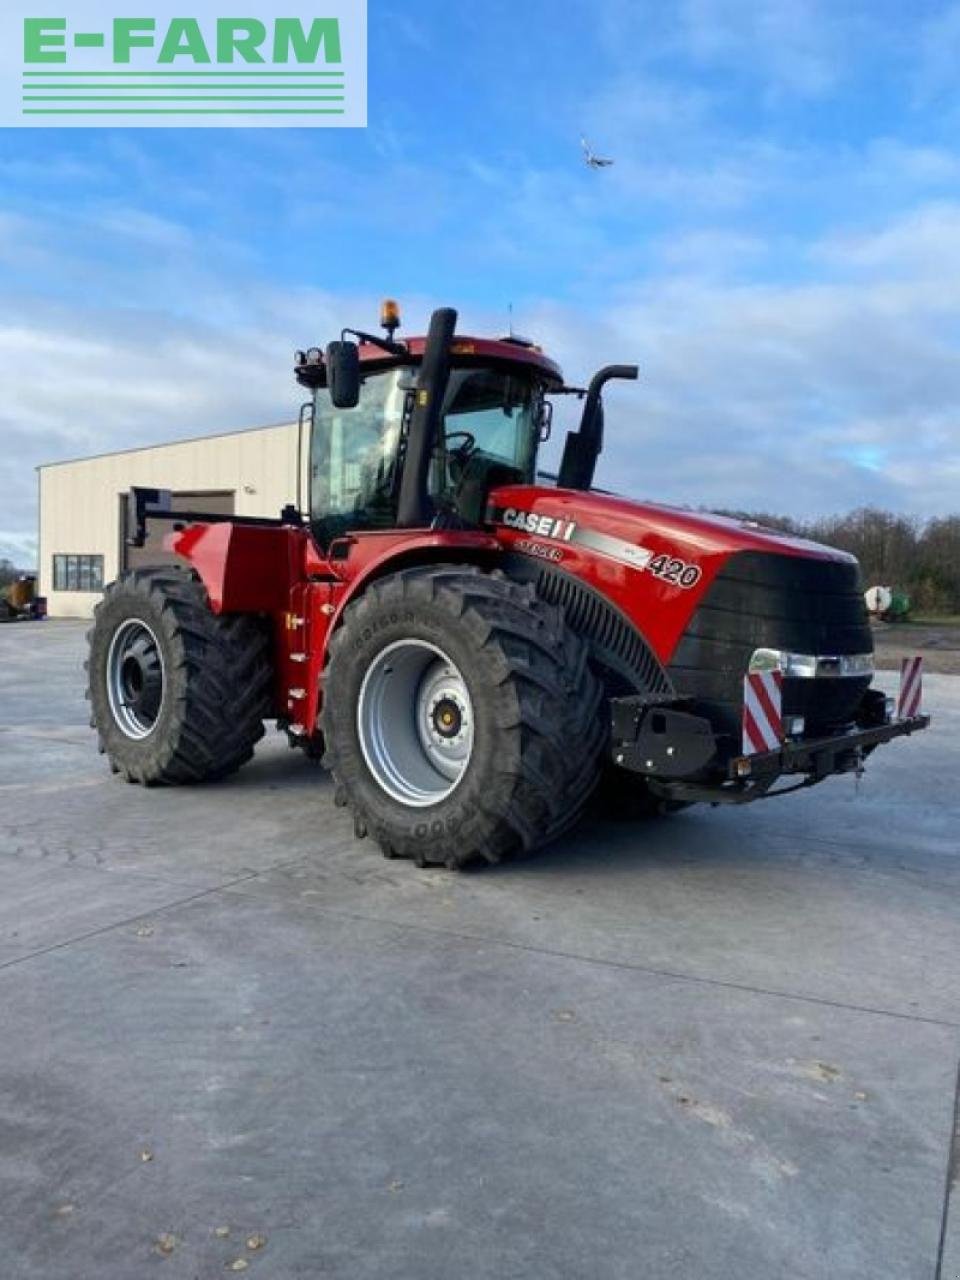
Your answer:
(498, 808), (760, 878)
(227, 736), (799, 882)
(218, 734), (330, 794)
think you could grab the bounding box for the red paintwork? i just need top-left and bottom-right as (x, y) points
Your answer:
(353, 335), (563, 386)
(166, 522), (500, 737)
(167, 332), (854, 732)
(170, 522), (298, 614)
(324, 529), (500, 600)
(489, 484), (853, 662)
(168, 484), (850, 732)
(167, 522), (317, 729)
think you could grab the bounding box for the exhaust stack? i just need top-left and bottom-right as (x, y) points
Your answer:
(396, 306), (458, 527)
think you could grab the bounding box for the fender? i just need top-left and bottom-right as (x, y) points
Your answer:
(165, 522), (312, 616)
(165, 520), (306, 614)
(322, 528), (501, 630)
(308, 530), (501, 739)
(168, 521), (503, 737)
(166, 521), (317, 727)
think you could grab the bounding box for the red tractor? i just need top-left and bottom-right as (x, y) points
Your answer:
(86, 303), (929, 869)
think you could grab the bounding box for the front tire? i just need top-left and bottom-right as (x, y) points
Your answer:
(86, 568), (271, 784)
(321, 566), (605, 869)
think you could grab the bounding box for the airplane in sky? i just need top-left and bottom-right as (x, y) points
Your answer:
(581, 136), (614, 169)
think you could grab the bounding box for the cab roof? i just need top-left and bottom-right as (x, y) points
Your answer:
(358, 334), (564, 387)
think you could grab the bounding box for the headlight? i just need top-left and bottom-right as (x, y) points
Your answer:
(748, 649), (874, 679)
(748, 648), (816, 677)
(787, 652), (818, 679)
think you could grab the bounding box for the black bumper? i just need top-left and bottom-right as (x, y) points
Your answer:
(610, 694), (930, 806)
(726, 713), (930, 782)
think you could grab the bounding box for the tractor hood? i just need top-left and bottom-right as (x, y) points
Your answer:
(489, 484), (855, 566)
(486, 483), (859, 664)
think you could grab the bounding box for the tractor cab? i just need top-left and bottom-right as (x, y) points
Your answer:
(296, 304), (563, 546)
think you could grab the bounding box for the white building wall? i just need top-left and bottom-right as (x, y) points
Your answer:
(39, 422), (300, 618)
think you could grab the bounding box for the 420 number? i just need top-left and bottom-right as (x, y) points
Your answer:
(645, 553), (702, 589)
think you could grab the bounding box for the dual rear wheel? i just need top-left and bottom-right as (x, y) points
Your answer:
(86, 569), (272, 784)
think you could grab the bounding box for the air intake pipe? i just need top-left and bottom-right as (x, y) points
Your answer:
(558, 363), (638, 491)
(396, 306), (458, 528)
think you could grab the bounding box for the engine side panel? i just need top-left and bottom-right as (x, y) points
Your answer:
(486, 486), (871, 769)
(487, 484), (854, 664)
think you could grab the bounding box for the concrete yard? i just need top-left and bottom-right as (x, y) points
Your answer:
(1, 620), (958, 1280)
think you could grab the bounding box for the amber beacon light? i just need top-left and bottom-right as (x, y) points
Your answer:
(380, 298), (401, 338)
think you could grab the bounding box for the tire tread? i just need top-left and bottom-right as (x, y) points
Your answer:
(322, 565), (604, 869)
(86, 568), (271, 785)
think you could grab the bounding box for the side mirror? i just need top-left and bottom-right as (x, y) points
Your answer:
(326, 340), (360, 409)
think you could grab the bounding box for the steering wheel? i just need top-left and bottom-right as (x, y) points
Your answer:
(444, 430), (476, 460)
(443, 431), (477, 487)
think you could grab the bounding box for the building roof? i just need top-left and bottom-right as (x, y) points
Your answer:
(37, 419), (297, 471)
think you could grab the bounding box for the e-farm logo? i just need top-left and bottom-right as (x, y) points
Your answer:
(2, 2), (366, 127)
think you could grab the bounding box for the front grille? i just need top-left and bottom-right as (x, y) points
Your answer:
(669, 551), (873, 756)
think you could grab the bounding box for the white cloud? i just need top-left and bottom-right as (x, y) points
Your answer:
(652, 228), (769, 274)
(594, 0), (861, 101)
(861, 140), (960, 188)
(522, 214), (960, 519)
(2, 183), (959, 567)
(815, 201), (960, 277)
(679, 0), (840, 96)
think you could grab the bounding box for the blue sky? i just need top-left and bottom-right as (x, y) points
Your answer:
(2, 0), (960, 563)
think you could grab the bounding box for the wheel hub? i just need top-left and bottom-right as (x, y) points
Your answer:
(431, 697), (463, 739)
(357, 640), (474, 807)
(106, 619), (164, 739)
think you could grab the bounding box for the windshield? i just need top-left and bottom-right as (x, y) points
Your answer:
(309, 363), (542, 543)
(441, 368), (537, 466)
(430, 367), (539, 516)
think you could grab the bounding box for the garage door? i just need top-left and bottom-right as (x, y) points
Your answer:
(122, 490), (235, 572)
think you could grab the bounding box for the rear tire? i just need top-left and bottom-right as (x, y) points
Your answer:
(321, 565), (605, 869)
(86, 568), (272, 784)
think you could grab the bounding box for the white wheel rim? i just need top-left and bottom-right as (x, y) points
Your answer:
(357, 639), (474, 807)
(106, 618), (165, 740)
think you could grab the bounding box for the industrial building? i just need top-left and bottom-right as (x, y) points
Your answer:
(38, 421), (301, 618)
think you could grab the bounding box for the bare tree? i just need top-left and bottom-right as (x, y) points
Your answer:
(0, 559), (19, 590)
(710, 508), (960, 614)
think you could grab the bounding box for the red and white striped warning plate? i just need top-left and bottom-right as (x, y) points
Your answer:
(742, 669), (784, 755)
(897, 656), (923, 719)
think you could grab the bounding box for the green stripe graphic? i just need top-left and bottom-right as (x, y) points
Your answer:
(22, 108), (346, 114)
(22, 86), (344, 91)
(23, 95), (345, 101)
(23, 80), (344, 91)
(22, 70), (344, 77)
(19, 66), (353, 119)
